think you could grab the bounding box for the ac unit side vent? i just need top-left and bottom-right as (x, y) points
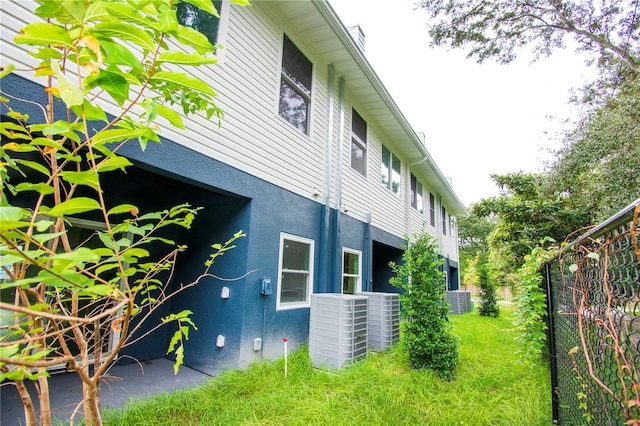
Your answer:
(358, 292), (400, 352)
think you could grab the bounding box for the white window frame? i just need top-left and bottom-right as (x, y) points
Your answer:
(350, 109), (367, 176)
(410, 173), (423, 212)
(341, 248), (362, 295)
(278, 35), (313, 135)
(276, 233), (315, 310)
(381, 145), (401, 194)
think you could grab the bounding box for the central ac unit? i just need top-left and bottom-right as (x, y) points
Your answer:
(309, 294), (368, 370)
(359, 292), (400, 351)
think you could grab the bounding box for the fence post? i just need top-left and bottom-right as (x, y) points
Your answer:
(544, 261), (560, 424)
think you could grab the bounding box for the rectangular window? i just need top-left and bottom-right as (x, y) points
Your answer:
(442, 206), (447, 236)
(429, 193), (435, 226)
(351, 109), (367, 176)
(449, 215), (455, 236)
(342, 249), (362, 295)
(277, 234), (314, 309)
(381, 145), (401, 193)
(176, 0), (223, 47)
(279, 35), (313, 134)
(410, 173), (423, 212)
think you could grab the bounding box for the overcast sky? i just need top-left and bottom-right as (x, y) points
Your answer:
(329, 0), (595, 206)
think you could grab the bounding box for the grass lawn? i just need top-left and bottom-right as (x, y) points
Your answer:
(103, 305), (551, 425)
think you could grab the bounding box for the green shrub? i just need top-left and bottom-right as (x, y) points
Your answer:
(478, 260), (500, 317)
(514, 244), (555, 364)
(390, 231), (458, 380)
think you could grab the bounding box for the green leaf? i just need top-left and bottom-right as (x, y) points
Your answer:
(57, 0), (87, 25)
(53, 247), (100, 266)
(91, 23), (156, 53)
(1, 142), (38, 153)
(150, 71), (216, 96)
(172, 25), (214, 54)
(14, 23), (73, 47)
(78, 284), (114, 297)
(42, 120), (82, 143)
(154, 103), (185, 129)
(92, 128), (147, 146)
(15, 182), (55, 195)
(15, 159), (51, 177)
(92, 70), (130, 106)
(47, 197), (101, 217)
(71, 99), (108, 123)
(97, 156), (132, 172)
(585, 252), (600, 261)
(104, 3), (161, 32)
(99, 40), (143, 70)
(568, 264), (578, 273)
(156, 51), (218, 66)
(122, 248), (149, 259)
(0, 63), (15, 79)
(158, 8), (179, 33)
(50, 60), (84, 108)
(107, 204), (139, 216)
(30, 137), (67, 152)
(59, 170), (100, 191)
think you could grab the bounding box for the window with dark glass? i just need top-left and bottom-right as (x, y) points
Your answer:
(442, 206), (447, 235)
(381, 145), (401, 193)
(279, 35), (313, 134)
(351, 109), (367, 176)
(429, 193), (435, 226)
(410, 173), (423, 212)
(176, 0), (222, 47)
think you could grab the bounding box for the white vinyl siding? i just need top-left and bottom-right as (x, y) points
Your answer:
(340, 104), (406, 238)
(1, 1), (328, 204)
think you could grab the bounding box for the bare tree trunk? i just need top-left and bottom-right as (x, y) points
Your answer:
(82, 379), (102, 426)
(13, 379), (37, 426)
(36, 371), (52, 426)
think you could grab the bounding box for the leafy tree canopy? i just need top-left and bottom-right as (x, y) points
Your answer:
(546, 76), (640, 221)
(417, 0), (640, 76)
(473, 172), (590, 272)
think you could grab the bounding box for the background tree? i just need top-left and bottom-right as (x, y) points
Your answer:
(0, 0), (247, 425)
(457, 206), (495, 289)
(546, 76), (640, 222)
(417, 0), (640, 78)
(476, 255), (499, 318)
(473, 172), (590, 283)
(390, 231), (458, 380)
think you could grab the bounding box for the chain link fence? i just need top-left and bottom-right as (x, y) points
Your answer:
(546, 199), (640, 425)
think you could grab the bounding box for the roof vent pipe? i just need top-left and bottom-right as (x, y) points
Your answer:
(347, 25), (365, 51)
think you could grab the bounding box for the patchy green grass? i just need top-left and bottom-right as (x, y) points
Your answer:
(103, 306), (551, 425)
